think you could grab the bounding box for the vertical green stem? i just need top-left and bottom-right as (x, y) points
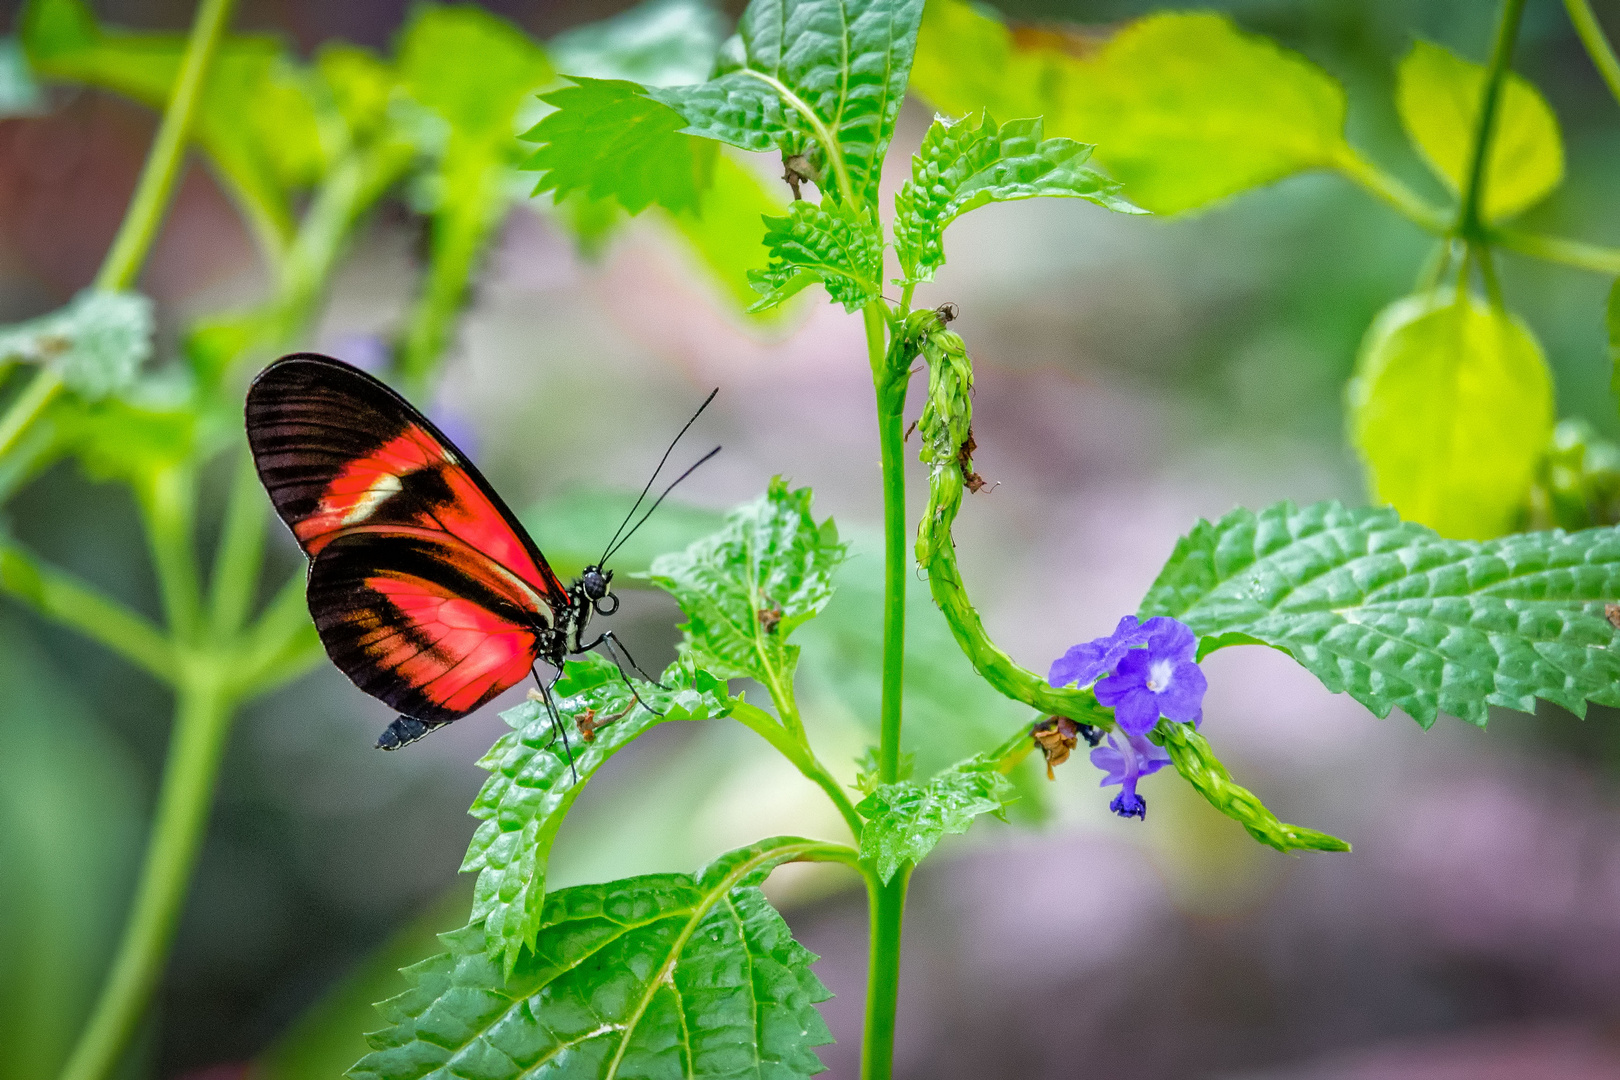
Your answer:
(0, 0), (238, 464)
(1456, 0), (1529, 239)
(861, 869), (911, 1080)
(866, 303), (906, 786)
(1565, 0), (1620, 106)
(56, 671), (235, 1080)
(140, 466), (205, 641)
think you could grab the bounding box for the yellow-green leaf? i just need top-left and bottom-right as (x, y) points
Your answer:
(1348, 289), (1553, 539)
(1395, 39), (1563, 222)
(910, 2), (1349, 215)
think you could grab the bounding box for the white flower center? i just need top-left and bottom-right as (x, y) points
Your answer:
(1146, 659), (1174, 694)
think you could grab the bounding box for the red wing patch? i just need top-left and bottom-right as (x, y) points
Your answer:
(306, 528), (547, 725)
(246, 353), (566, 603)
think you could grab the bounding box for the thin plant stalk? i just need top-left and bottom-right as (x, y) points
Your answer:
(1565, 0), (1620, 107)
(1456, 0), (1529, 241)
(861, 869), (912, 1080)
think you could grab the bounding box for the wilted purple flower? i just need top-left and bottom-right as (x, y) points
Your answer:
(1091, 731), (1171, 819)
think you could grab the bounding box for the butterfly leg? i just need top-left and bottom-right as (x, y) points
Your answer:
(530, 666), (579, 784)
(586, 632), (666, 718)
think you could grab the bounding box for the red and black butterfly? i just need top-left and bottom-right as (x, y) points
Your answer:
(245, 353), (712, 750)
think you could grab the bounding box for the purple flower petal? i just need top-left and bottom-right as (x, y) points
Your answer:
(1048, 615), (1151, 688)
(1089, 743), (1128, 786)
(1156, 660), (1207, 726)
(1110, 790), (1148, 819)
(1141, 616), (1198, 663)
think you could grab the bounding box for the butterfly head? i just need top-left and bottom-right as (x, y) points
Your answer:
(580, 565), (618, 615)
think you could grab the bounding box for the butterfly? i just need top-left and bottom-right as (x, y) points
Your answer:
(245, 352), (714, 750)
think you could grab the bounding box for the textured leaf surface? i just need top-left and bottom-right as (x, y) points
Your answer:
(353, 838), (835, 1080)
(856, 755), (1012, 882)
(748, 202), (883, 312)
(464, 654), (733, 971)
(910, 2), (1348, 215)
(522, 77), (717, 215)
(1138, 500), (1620, 728)
(648, 0), (925, 205)
(0, 291), (152, 399)
(1396, 39), (1562, 222)
(23, 0), (325, 244)
(893, 112), (1138, 283)
(1348, 289), (1552, 540)
(642, 478), (846, 686)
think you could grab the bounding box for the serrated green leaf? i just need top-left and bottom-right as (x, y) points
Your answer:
(893, 112), (1140, 283)
(855, 754), (1012, 883)
(464, 653), (733, 971)
(0, 37), (45, 116)
(521, 77), (718, 216)
(647, 0), (925, 206)
(910, 3), (1349, 215)
(548, 0), (726, 88)
(353, 837), (836, 1080)
(22, 0), (326, 249)
(1138, 499), (1620, 729)
(1396, 39), (1562, 222)
(1348, 288), (1552, 540)
(748, 201), (883, 312)
(0, 290), (152, 399)
(641, 478), (846, 689)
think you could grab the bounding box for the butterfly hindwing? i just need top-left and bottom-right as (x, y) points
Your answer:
(245, 352), (566, 603)
(306, 527), (549, 726)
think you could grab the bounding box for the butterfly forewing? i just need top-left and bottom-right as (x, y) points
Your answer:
(246, 353), (565, 601)
(306, 528), (545, 725)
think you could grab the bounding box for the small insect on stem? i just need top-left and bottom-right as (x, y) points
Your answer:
(959, 427), (997, 494)
(782, 153), (816, 201)
(758, 603), (784, 634)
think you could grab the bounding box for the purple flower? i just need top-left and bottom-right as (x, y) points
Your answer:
(1090, 731), (1171, 820)
(1051, 615), (1207, 737)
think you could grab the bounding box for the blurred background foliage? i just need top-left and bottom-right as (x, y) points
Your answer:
(4, 0), (1620, 1077)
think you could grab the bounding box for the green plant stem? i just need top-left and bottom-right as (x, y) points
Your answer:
(1457, 0), (1529, 240)
(738, 70), (855, 205)
(1332, 148), (1448, 233)
(1565, 0), (1620, 106)
(139, 466), (205, 640)
(56, 669), (236, 1080)
(0, 0), (236, 466)
(208, 447), (267, 636)
(731, 699), (865, 838)
(867, 303), (907, 786)
(0, 542), (175, 681)
(860, 869), (910, 1080)
(1491, 227), (1620, 274)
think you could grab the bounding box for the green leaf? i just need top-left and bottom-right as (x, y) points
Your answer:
(646, 0), (926, 206)
(1347, 288), (1553, 540)
(894, 110), (1139, 284)
(1395, 39), (1563, 222)
(748, 201), (884, 313)
(316, 43), (397, 143)
(0, 290), (152, 399)
(0, 37), (45, 116)
(548, 0), (726, 87)
(22, 0), (326, 250)
(464, 653), (734, 971)
(909, 3), (1349, 215)
(1138, 499), (1620, 729)
(353, 838), (837, 1080)
(521, 77), (718, 216)
(641, 478), (846, 688)
(855, 754), (1012, 883)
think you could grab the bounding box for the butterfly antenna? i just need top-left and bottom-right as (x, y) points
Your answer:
(599, 388), (719, 566)
(602, 445), (721, 566)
